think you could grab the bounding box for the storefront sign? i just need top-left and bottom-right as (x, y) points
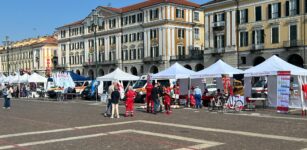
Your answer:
(277, 71), (291, 112)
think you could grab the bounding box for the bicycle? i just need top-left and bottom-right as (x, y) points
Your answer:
(223, 95), (244, 112)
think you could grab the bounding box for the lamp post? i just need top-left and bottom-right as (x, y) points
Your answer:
(86, 9), (103, 79)
(2, 36), (12, 76)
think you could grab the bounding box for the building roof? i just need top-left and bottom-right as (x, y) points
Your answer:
(58, 0), (200, 29)
(201, 0), (227, 6)
(10, 36), (57, 48)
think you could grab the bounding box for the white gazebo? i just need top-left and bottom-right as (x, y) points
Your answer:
(151, 62), (195, 79)
(96, 68), (140, 81)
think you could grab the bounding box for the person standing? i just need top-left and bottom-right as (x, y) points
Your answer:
(110, 85), (120, 119)
(125, 86), (136, 117)
(4, 85), (13, 109)
(104, 82), (114, 117)
(157, 82), (164, 112)
(194, 86), (202, 109)
(151, 83), (160, 114)
(164, 84), (172, 114)
(145, 82), (154, 113)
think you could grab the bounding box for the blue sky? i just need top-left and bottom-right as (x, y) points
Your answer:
(0, 0), (209, 43)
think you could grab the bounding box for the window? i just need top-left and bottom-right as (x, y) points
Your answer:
(176, 9), (185, 18)
(109, 19), (116, 28)
(61, 44), (66, 51)
(61, 30), (66, 38)
(290, 24), (297, 41)
(177, 29), (185, 39)
(240, 31), (248, 47)
(98, 38), (105, 46)
(123, 50), (128, 60)
(194, 12), (199, 21)
(137, 32), (144, 41)
(305, 0), (307, 13)
(138, 48), (144, 59)
(130, 49), (136, 60)
(268, 3), (281, 19)
(271, 27), (279, 44)
(110, 36), (116, 45)
(194, 28), (199, 39)
(214, 13), (225, 22)
(214, 35), (225, 49)
(150, 29), (158, 39)
(255, 6), (262, 21)
(241, 57), (246, 64)
(150, 8), (159, 20)
(150, 46), (159, 57)
(289, 0), (299, 16)
(178, 46), (185, 56)
(137, 13), (143, 22)
(252, 29), (264, 45)
(239, 9), (248, 24)
(131, 15), (136, 24)
(98, 21), (105, 30)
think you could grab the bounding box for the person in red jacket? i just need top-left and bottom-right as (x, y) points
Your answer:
(164, 84), (172, 114)
(125, 86), (136, 117)
(146, 82), (154, 113)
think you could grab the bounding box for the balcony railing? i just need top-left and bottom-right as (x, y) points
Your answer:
(83, 60), (118, 66)
(251, 44), (264, 50)
(170, 50), (204, 61)
(212, 21), (225, 28)
(143, 56), (163, 63)
(284, 40), (303, 48)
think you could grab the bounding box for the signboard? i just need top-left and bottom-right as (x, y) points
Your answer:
(276, 71), (291, 113)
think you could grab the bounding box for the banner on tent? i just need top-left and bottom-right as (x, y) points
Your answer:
(276, 71), (291, 112)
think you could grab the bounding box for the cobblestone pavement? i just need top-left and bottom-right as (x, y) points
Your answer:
(0, 98), (307, 150)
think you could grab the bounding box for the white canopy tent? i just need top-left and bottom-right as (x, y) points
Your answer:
(151, 62), (195, 79)
(190, 60), (244, 78)
(244, 55), (307, 76)
(243, 55), (307, 110)
(0, 74), (6, 83)
(3, 75), (13, 83)
(28, 73), (47, 83)
(96, 68), (140, 81)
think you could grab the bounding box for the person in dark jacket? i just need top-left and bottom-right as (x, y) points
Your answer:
(151, 83), (160, 114)
(110, 85), (120, 119)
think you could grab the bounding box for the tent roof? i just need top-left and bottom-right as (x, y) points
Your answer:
(151, 62), (195, 79)
(244, 55), (307, 76)
(68, 71), (90, 81)
(96, 68), (139, 81)
(191, 60), (243, 78)
(28, 73), (47, 83)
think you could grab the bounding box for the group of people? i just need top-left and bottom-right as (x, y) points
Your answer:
(2, 84), (13, 109)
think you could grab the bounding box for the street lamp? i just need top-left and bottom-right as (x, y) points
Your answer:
(2, 36), (12, 76)
(86, 9), (103, 79)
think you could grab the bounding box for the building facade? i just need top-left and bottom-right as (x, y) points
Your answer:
(201, 0), (307, 69)
(55, 0), (205, 78)
(0, 36), (57, 76)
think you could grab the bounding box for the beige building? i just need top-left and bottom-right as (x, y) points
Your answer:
(0, 36), (57, 76)
(201, 0), (307, 69)
(56, 0), (205, 78)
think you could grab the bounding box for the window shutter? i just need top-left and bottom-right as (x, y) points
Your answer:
(305, 0), (307, 13)
(286, 1), (289, 16)
(236, 10), (240, 24)
(246, 32), (249, 46)
(278, 3), (281, 18)
(214, 36), (217, 48)
(240, 32), (243, 47)
(261, 30), (264, 43)
(222, 35), (225, 47)
(245, 9), (249, 23)
(182, 30), (185, 38)
(183, 46), (185, 55)
(150, 10), (153, 19)
(214, 14), (217, 22)
(252, 31), (255, 44)
(222, 13), (225, 21)
(297, 0), (300, 15)
(268, 4), (272, 19)
(182, 10), (185, 18)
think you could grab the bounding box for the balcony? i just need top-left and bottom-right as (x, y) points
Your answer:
(251, 44), (264, 50)
(170, 50), (204, 61)
(205, 48), (225, 56)
(212, 21), (225, 31)
(143, 56), (163, 63)
(284, 40), (303, 48)
(83, 60), (118, 66)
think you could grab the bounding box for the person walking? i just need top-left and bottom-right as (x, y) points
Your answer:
(145, 81), (154, 113)
(4, 85), (13, 109)
(164, 84), (172, 114)
(104, 82), (115, 117)
(151, 83), (160, 114)
(110, 85), (120, 119)
(125, 86), (136, 117)
(194, 86), (202, 109)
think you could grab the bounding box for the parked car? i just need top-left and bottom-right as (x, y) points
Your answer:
(81, 86), (99, 100)
(251, 80), (267, 98)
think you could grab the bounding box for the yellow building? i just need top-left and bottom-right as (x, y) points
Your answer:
(56, 0), (205, 77)
(0, 36), (57, 76)
(202, 0), (307, 69)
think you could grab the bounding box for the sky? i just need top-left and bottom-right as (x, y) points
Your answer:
(0, 0), (209, 43)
